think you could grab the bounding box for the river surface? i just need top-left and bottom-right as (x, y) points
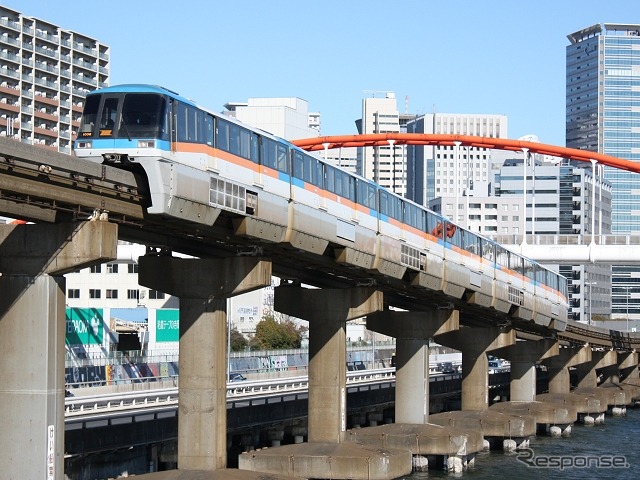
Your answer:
(397, 407), (640, 479)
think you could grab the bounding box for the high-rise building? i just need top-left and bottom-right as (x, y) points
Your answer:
(355, 93), (411, 196)
(566, 23), (640, 326)
(0, 5), (110, 154)
(406, 113), (509, 208)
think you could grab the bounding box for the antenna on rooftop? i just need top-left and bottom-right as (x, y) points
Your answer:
(362, 90), (393, 98)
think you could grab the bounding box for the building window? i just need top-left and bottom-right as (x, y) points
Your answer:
(127, 289), (139, 300)
(67, 289), (80, 299)
(501, 215), (509, 221)
(128, 264), (138, 274)
(513, 216), (519, 222)
(513, 204), (519, 211)
(149, 290), (166, 300)
(107, 263), (119, 273)
(106, 289), (118, 299)
(89, 289), (101, 299)
(90, 265), (101, 273)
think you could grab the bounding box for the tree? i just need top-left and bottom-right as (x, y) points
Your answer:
(230, 327), (248, 352)
(250, 313), (307, 350)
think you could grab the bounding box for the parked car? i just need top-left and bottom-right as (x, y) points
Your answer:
(437, 362), (457, 374)
(488, 360), (504, 374)
(229, 372), (247, 382)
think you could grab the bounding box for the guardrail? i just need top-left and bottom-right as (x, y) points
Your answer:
(65, 368), (399, 422)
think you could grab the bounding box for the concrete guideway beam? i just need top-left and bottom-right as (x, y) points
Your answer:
(493, 339), (559, 402)
(138, 256), (271, 472)
(139, 256), (272, 299)
(0, 221), (117, 480)
(367, 308), (459, 424)
(436, 326), (516, 410)
(543, 346), (592, 394)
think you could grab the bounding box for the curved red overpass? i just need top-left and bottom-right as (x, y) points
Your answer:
(292, 133), (640, 174)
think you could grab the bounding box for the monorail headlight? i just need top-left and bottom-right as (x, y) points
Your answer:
(75, 141), (92, 149)
(137, 140), (155, 148)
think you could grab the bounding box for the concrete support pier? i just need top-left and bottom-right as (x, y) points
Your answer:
(0, 221), (118, 480)
(543, 346), (592, 394)
(436, 326), (516, 410)
(347, 309), (483, 472)
(136, 255), (281, 478)
(239, 286), (412, 479)
(493, 339), (558, 402)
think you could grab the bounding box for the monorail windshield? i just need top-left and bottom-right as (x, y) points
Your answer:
(78, 93), (169, 140)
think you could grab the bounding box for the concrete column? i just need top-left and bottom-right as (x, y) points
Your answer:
(139, 255), (271, 471)
(574, 350), (617, 389)
(274, 286), (382, 443)
(543, 346), (592, 394)
(436, 326), (515, 410)
(493, 339), (558, 402)
(619, 352), (639, 383)
(367, 308), (459, 424)
(0, 221), (117, 480)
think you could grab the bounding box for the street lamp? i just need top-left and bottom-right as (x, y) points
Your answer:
(586, 281), (597, 325)
(623, 286), (631, 332)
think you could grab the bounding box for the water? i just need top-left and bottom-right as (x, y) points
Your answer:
(398, 407), (640, 479)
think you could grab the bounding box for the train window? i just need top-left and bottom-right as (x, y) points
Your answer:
(262, 138), (277, 169)
(326, 166), (336, 194)
(99, 97), (118, 133)
(510, 255), (524, 276)
(495, 244), (510, 268)
(78, 94), (99, 135)
(524, 259), (536, 281)
(176, 103), (188, 142)
(315, 159), (324, 188)
(239, 128), (251, 159)
(481, 238), (495, 263)
(119, 94), (169, 140)
(250, 133), (259, 162)
(380, 191), (403, 221)
(344, 174), (355, 202)
(276, 144), (289, 173)
(203, 114), (213, 146)
(357, 180), (377, 211)
(426, 211), (439, 236)
(293, 151), (304, 180)
(216, 118), (230, 152)
(229, 124), (241, 156)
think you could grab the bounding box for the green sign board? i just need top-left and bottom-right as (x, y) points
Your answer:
(156, 309), (179, 342)
(66, 308), (104, 345)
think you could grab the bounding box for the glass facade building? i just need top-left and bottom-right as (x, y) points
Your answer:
(566, 24), (640, 326)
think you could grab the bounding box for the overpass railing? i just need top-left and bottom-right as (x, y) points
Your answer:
(491, 234), (640, 246)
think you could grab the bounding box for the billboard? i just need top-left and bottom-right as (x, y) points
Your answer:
(66, 308), (104, 346)
(156, 309), (179, 342)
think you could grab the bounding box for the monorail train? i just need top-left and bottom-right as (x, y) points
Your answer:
(73, 84), (568, 328)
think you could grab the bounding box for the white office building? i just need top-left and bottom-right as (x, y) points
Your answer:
(406, 113), (509, 207)
(0, 5), (109, 154)
(223, 97), (319, 140)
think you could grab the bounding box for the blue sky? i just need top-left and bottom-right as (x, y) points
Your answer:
(7, 0), (639, 146)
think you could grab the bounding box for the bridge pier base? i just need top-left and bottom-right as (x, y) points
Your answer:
(0, 221), (117, 480)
